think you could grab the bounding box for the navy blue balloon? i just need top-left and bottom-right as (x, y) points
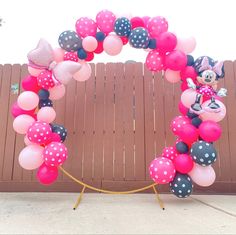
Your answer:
(129, 27), (149, 49)
(191, 117), (202, 128)
(51, 124), (67, 142)
(170, 173), (193, 198)
(77, 48), (87, 60)
(114, 17), (131, 37)
(38, 89), (49, 100)
(96, 32), (106, 41)
(39, 99), (53, 109)
(187, 110), (198, 119)
(176, 142), (189, 154)
(187, 55), (194, 66)
(148, 39), (157, 49)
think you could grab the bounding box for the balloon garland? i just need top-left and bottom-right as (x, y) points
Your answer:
(12, 10), (227, 198)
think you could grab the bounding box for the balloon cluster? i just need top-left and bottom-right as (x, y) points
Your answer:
(12, 10), (226, 196)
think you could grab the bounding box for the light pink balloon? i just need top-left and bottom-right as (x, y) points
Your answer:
(37, 107), (56, 123)
(24, 135), (33, 146)
(18, 145), (44, 170)
(181, 89), (202, 108)
(17, 91), (39, 111)
(176, 37), (196, 54)
(49, 84), (66, 100)
(200, 100), (226, 122)
(103, 35), (123, 56)
(96, 10), (116, 33)
(189, 164), (216, 187)
(73, 62), (92, 81)
(13, 114), (35, 134)
(165, 69), (181, 83)
(82, 36), (98, 52)
(28, 66), (43, 77)
(53, 48), (65, 63)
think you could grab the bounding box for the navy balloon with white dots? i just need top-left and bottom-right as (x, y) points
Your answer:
(170, 173), (193, 198)
(129, 27), (149, 49)
(114, 17), (131, 37)
(51, 124), (68, 142)
(190, 141), (217, 166)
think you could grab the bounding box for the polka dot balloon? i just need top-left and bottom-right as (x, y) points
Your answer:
(147, 16), (168, 38)
(170, 173), (193, 198)
(96, 10), (116, 34)
(162, 146), (178, 161)
(129, 27), (149, 48)
(43, 142), (68, 167)
(190, 141), (217, 166)
(145, 50), (164, 72)
(75, 17), (97, 37)
(39, 99), (53, 109)
(171, 115), (191, 135)
(37, 70), (55, 90)
(50, 124), (67, 142)
(149, 157), (176, 184)
(114, 17), (131, 37)
(63, 52), (79, 62)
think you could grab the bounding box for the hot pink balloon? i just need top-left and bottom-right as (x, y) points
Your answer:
(149, 157), (176, 184)
(147, 16), (168, 38)
(162, 146), (178, 161)
(142, 16), (150, 28)
(37, 70), (55, 90)
(18, 145), (44, 170)
(165, 69), (181, 83)
(11, 102), (35, 118)
(27, 121), (52, 145)
(82, 36), (98, 52)
(17, 91), (39, 111)
(73, 62), (92, 81)
(165, 50), (187, 71)
(180, 66), (197, 82)
(103, 35), (123, 56)
(49, 84), (66, 100)
(13, 114), (35, 134)
(178, 124), (199, 144)
(171, 115), (190, 135)
(63, 52), (78, 62)
(75, 17), (97, 37)
(37, 107), (56, 123)
(157, 32), (177, 53)
(43, 142), (68, 167)
(178, 101), (188, 115)
(96, 10), (116, 33)
(181, 82), (189, 92)
(28, 66), (44, 77)
(176, 37), (196, 54)
(189, 164), (216, 187)
(37, 163), (58, 185)
(200, 100), (226, 122)
(199, 121), (222, 142)
(145, 50), (164, 72)
(53, 48), (65, 63)
(174, 154), (194, 174)
(22, 75), (41, 92)
(181, 89), (202, 108)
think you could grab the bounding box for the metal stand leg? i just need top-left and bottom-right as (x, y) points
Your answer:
(73, 186), (86, 210)
(153, 185), (165, 210)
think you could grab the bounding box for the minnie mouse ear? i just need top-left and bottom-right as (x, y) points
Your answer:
(213, 61), (224, 78)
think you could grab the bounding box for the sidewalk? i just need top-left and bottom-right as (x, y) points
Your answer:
(0, 193), (235, 234)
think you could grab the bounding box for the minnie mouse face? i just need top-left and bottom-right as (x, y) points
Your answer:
(197, 69), (217, 85)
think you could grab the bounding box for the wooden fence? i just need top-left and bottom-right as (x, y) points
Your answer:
(0, 62), (236, 193)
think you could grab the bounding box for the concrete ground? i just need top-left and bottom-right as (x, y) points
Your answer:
(0, 193), (236, 234)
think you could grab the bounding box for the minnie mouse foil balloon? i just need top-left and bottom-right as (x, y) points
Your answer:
(186, 56), (227, 114)
(27, 39), (81, 85)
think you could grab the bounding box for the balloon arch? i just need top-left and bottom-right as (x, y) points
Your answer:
(12, 10), (227, 200)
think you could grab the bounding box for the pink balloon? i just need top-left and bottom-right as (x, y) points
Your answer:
(199, 121), (222, 142)
(149, 157), (176, 184)
(63, 52), (78, 62)
(174, 154), (194, 174)
(189, 164), (216, 187)
(200, 100), (226, 122)
(181, 89), (202, 108)
(11, 102), (35, 118)
(17, 91), (39, 111)
(49, 84), (66, 100)
(82, 36), (98, 52)
(27, 121), (52, 145)
(180, 66), (197, 82)
(75, 17), (97, 37)
(145, 50), (164, 72)
(142, 16), (150, 28)
(96, 10), (116, 33)
(162, 146), (178, 161)
(18, 145), (44, 170)
(28, 66), (44, 77)
(171, 115), (191, 135)
(73, 62), (92, 81)
(147, 16), (168, 38)
(37, 163), (58, 185)
(165, 69), (181, 83)
(156, 32), (177, 53)
(43, 142), (68, 167)
(53, 48), (65, 63)
(178, 124), (199, 144)
(13, 114), (35, 134)
(22, 75), (41, 92)
(24, 135), (33, 146)
(178, 101), (188, 115)
(37, 70), (55, 90)
(37, 107), (56, 123)
(181, 82), (189, 92)
(103, 35), (123, 56)
(165, 50), (187, 71)
(176, 37), (196, 54)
